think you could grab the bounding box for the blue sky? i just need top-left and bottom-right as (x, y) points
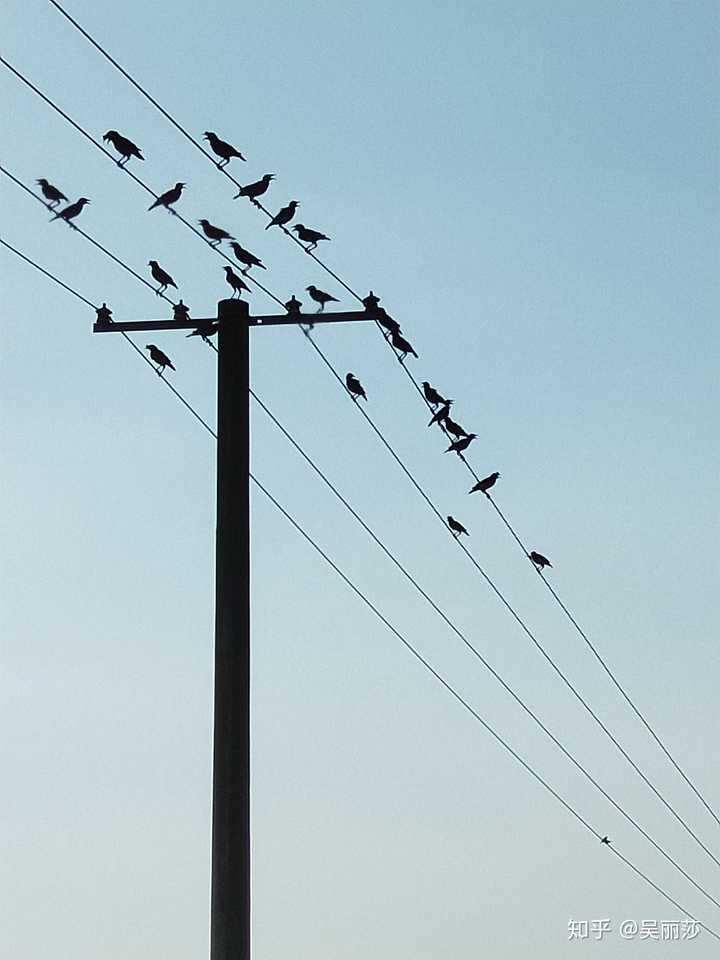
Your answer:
(2, 1), (719, 957)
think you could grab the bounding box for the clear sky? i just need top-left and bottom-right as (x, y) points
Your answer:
(2, 1), (719, 957)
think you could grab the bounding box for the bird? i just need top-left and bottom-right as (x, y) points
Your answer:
(233, 173), (274, 202)
(148, 182), (185, 212)
(444, 417), (470, 439)
(265, 200), (299, 230)
(346, 373), (367, 400)
(103, 130), (143, 166)
(390, 330), (418, 360)
(376, 309), (401, 338)
(600, 836), (611, 845)
(50, 197), (90, 226)
(187, 321), (218, 342)
(422, 381), (448, 407)
(306, 285), (339, 312)
(36, 178), (67, 209)
(146, 344), (175, 373)
(292, 224), (330, 251)
(173, 300), (191, 321)
(469, 471), (500, 495)
(447, 516), (469, 538)
(445, 434), (477, 455)
(230, 242), (266, 273)
(203, 131), (246, 166)
(428, 401), (452, 427)
(148, 260), (177, 295)
(224, 266), (250, 298)
(530, 551), (552, 570)
(198, 219), (234, 246)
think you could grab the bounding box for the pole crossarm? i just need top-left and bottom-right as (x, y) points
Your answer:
(92, 305), (383, 334)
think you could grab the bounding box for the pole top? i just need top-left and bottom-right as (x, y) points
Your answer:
(218, 298), (250, 320)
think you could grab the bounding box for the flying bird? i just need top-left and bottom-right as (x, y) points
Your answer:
(148, 182), (185, 212)
(390, 330), (418, 359)
(306, 285), (338, 312)
(345, 373), (367, 401)
(103, 130), (143, 166)
(36, 178), (67, 209)
(50, 197), (90, 226)
(530, 551), (552, 570)
(445, 434), (477, 455)
(600, 836), (611, 845)
(148, 259), (177, 295)
(198, 219), (234, 246)
(265, 200), (299, 230)
(203, 131), (246, 166)
(447, 516), (469, 538)
(292, 224), (330, 251)
(230, 241), (266, 273)
(224, 265), (250, 297)
(422, 381), (448, 407)
(469, 471), (500, 495)
(146, 344), (175, 373)
(428, 401), (452, 427)
(234, 173), (275, 202)
(187, 321), (218, 342)
(444, 417), (470, 439)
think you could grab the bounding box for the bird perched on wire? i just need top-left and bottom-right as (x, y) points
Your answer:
(199, 219), (234, 247)
(187, 321), (218, 342)
(428, 401), (453, 427)
(446, 434), (477, 455)
(50, 197), (90, 226)
(444, 417), (470, 440)
(103, 130), (143, 166)
(148, 182), (185, 212)
(229, 242), (266, 273)
(447, 516), (469, 538)
(292, 224), (330, 251)
(600, 836), (611, 845)
(422, 381), (448, 407)
(265, 200), (299, 230)
(203, 131), (246, 166)
(529, 551), (552, 570)
(148, 260), (177, 295)
(146, 344), (175, 373)
(376, 309), (401, 338)
(36, 178), (67, 209)
(346, 373), (367, 401)
(233, 173), (274, 203)
(391, 330), (418, 360)
(306, 285), (339, 312)
(224, 266), (250, 298)
(469, 471), (500, 495)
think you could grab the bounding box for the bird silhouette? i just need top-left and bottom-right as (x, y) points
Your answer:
(146, 344), (175, 373)
(224, 266), (250, 298)
(422, 381), (448, 407)
(173, 300), (191, 321)
(103, 130), (143, 166)
(36, 178), (67, 209)
(306, 285), (339, 312)
(265, 200), (299, 230)
(234, 173), (274, 202)
(600, 836), (611, 845)
(444, 417), (470, 439)
(230, 242), (266, 273)
(292, 224), (330, 251)
(469, 471), (500, 495)
(346, 373), (367, 401)
(447, 516), (469, 537)
(530, 551), (552, 570)
(445, 434), (477, 454)
(203, 131), (245, 166)
(428, 401), (453, 427)
(391, 330), (418, 359)
(50, 197), (90, 226)
(148, 182), (185, 212)
(199, 219), (234, 246)
(187, 321), (218, 342)
(148, 260), (177, 295)
(376, 309), (401, 338)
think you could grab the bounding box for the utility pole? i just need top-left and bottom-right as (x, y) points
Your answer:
(94, 291), (382, 960)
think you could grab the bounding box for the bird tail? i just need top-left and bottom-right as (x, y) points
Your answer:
(168, 361), (176, 371)
(264, 222), (272, 230)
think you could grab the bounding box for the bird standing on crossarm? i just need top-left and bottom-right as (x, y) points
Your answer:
(148, 260), (177, 295)
(234, 173), (274, 203)
(203, 131), (246, 166)
(266, 200), (299, 230)
(146, 344), (175, 374)
(447, 516), (469, 537)
(36, 179), (67, 209)
(103, 130), (143, 167)
(199, 219), (234, 247)
(469, 471), (500, 495)
(148, 182), (185, 212)
(529, 551), (552, 570)
(50, 197), (90, 226)
(292, 224), (331, 251)
(224, 266), (250, 298)
(306, 285), (339, 312)
(346, 373), (367, 401)
(230, 242), (266, 273)
(446, 434), (477, 455)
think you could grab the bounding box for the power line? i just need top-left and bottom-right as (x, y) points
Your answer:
(5, 232), (719, 939)
(44, 0), (719, 832)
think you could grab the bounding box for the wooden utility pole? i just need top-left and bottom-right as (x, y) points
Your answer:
(94, 292), (381, 960)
